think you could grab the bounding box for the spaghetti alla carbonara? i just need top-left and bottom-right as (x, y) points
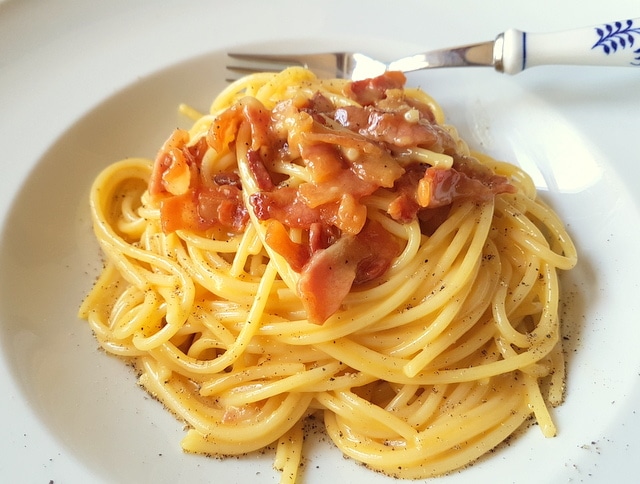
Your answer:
(79, 67), (577, 482)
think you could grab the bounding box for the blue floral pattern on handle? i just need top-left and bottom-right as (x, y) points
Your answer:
(592, 19), (640, 65)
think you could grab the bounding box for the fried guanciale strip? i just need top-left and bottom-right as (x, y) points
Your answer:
(150, 72), (515, 322)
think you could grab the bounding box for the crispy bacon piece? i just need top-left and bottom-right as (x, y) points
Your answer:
(160, 185), (248, 234)
(334, 105), (456, 153)
(207, 96), (271, 153)
(264, 220), (342, 276)
(150, 128), (248, 233)
(303, 127), (403, 188)
(298, 142), (344, 184)
(454, 155), (515, 194)
(246, 149), (275, 190)
(418, 160), (516, 208)
(309, 222), (340, 253)
(388, 164), (425, 222)
(150, 129), (201, 196)
(213, 172), (242, 187)
(264, 220), (310, 272)
(352, 219), (401, 284)
(345, 71), (407, 105)
(295, 164), (381, 234)
(198, 185), (249, 231)
(297, 235), (361, 324)
(250, 187), (324, 229)
(389, 159), (515, 223)
(298, 220), (400, 323)
(251, 175), (372, 236)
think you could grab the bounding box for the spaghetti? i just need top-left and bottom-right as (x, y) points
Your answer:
(79, 67), (577, 482)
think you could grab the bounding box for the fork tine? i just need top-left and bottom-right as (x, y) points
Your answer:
(225, 51), (360, 81)
(226, 52), (308, 82)
(227, 52), (312, 66)
(226, 64), (286, 75)
(227, 53), (307, 71)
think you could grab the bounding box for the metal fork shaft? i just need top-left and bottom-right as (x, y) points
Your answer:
(389, 41), (495, 72)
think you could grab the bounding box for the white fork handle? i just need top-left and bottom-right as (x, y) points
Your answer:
(497, 17), (640, 74)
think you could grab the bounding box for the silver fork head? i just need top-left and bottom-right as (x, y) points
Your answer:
(226, 52), (387, 80)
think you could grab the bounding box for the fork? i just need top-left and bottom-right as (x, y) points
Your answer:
(228, 17), (640, 80)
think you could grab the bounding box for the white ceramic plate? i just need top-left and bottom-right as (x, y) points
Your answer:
(1, 1), (639, 482)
